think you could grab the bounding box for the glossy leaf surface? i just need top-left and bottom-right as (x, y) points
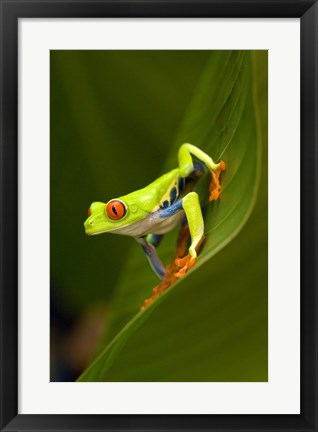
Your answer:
(77, 51), (267, 382)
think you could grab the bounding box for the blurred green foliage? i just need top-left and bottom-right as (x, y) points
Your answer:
(51, 51), (210, 313)
(51, 50), (267, 382)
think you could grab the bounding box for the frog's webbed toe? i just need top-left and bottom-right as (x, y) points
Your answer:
(174, 253), (197, 278)
(209, 160), (226, 201)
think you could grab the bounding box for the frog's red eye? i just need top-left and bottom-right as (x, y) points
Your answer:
(87, 207), (91, 216)
(106, 200), (126, 220)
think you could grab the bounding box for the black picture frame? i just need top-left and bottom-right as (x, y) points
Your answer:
(1, 1), (317, 431)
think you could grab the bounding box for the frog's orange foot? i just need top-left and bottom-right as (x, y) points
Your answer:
(140, 267), (178, 311)
(174, 253), (197, 278)
(209, 160), (226, 201)
(140, 225), (193, 311)
(140, 278), (172, 311)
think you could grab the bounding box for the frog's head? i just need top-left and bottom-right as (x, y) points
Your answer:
(84, 198), (148, 236)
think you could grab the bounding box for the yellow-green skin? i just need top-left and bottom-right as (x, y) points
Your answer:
(84, 168), (180, 237)
(84, 144), (223, 279)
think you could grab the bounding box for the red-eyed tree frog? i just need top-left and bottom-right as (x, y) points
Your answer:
(84, 144), (225, 281)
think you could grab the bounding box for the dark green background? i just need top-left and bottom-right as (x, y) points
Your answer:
(50, 51), (267, 382)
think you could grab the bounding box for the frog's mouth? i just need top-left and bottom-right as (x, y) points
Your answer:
(84, 213), (152, 237)
(83, 218), (104, 236)
(85, 229), (103, 236)
(83, 217), (141, 237)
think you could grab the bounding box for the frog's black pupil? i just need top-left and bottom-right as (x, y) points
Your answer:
(112, 205), (118, 216)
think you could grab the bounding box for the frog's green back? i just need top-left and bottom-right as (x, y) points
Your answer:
(119, 168), (179, 213)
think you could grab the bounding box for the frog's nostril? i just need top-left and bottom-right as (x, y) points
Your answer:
(89, 221), (93, 226)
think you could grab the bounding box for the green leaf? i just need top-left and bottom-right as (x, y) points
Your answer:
(78, 51), (266, 382)
(50, 51), (209, 314)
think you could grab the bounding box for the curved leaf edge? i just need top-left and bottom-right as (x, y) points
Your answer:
(77, 51), (263, 382)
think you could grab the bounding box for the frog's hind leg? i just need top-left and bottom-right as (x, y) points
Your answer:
(140, 224), (191, 311)
(135, 236), (166, 280)
(178, 143), (226, 201)
(140, 195), (205, 311)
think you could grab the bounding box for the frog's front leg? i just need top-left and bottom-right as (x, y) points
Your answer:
(178, 143), (226, 201)
(135, 235), (165, 280)
(174, 191), (205, 278)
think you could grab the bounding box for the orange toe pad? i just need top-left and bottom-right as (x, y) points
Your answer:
(209, 160), (226, 201)
(174, 253), (197, 278)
